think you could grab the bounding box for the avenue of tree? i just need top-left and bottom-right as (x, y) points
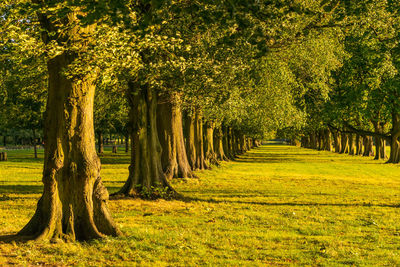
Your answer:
(1, 0), (399, 242)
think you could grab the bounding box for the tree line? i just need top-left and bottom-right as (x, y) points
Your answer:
(1, 0), (398, 242)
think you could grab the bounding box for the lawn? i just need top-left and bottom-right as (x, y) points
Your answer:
(0, 144), (399, 266)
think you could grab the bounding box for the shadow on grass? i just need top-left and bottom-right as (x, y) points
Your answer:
(0, 185), (43, 194)
(99, 154), (130, 165)
(0, 184), (123, 195)
(182, 196), (399, 208)
(233, 145), (384, 164)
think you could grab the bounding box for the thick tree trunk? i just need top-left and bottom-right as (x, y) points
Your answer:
(372, 122), (386, 160)
(239, 134), (247, 153)
(184, 111), (197, 170)
(17, 54), (121, 242)
(339, 132), (349, 153)
(157, 94), (194, 179)
(355, 134), (362, 155)
(97, 132), (104, 154)
(348, 133), (355, 155)
(222, 125), (233, 160)
(247, 138), (253, 150)
(214, 126), (227, 161)
(388, 136), (400, 163)
(324, 129), (332, 151)
(232, 130), (240, 156)
(332, 130), (341, 153)
(387, 113), (400, 163)
(317, 130), (323, 150)
(116, 84), (176, 199)
(310, 132), (317, 149)
(204, 121), (218, 166)
(362, 136), (374, 157)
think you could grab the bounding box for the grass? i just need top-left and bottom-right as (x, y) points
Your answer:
(1, 144), (400, 266)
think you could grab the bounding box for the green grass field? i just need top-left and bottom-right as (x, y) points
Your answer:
(0, 145), (399, 266)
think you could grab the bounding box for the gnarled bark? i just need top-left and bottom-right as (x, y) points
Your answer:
(116, 84), (176, 199)
(17, 53), (121, 242)
(157, 93), (195, 179)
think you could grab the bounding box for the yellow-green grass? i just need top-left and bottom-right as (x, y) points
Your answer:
(0, 145), (400, 266)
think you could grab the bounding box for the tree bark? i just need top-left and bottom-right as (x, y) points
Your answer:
(184, 110), (197, 170)
(332, 130), (341, 153)
(214, 126), (227, 161)
(387, 113), (400, 163)
(222, 125), (233, 160)
(17, 53), (121, 242)
(116, 83), (176, 199)
(324, 129), (332, 151)
(355, 134), (362, 155)
(194, 110), (208, 169)
(372, 121), (386, 160)
(348, 133), (355, 155)
(157, 93), (194, 179)
(362, 136), (374, 157)
(204, 121), (218, 166)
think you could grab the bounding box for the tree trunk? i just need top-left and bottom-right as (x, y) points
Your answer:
(372, 121), (386, 160)
(348, 133), (355, 155)
(17, 53), (121, 242)
(239, 134), (247, 153)
(204, 121), (218, 166)
(387, 113), (400, 163)
(194, 110), (208, 169)
(222, 125), (233, 160)
(362, 136), (374, 157)
(214, 126), (227, 161)
(116, 84), (176, 198)
(332, 130), (341, 153)
(339, 132), (348, 153)
(98, 132), (104, 154)
(184, 111), (197, 170)
(125, 135), (129, 153)
(324, 129), (332, 151)
(157, 93), (194, 179)
(355, 134), (362, 155)
(310, 132), (317, 149)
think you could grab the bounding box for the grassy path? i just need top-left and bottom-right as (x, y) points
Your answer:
(0, 144), (400, 266)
